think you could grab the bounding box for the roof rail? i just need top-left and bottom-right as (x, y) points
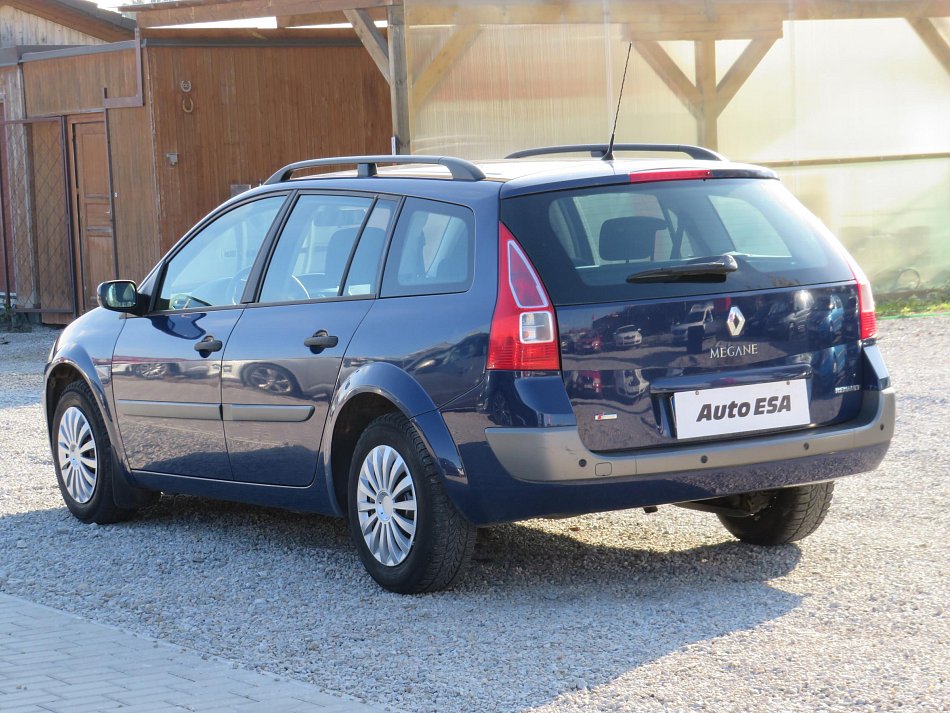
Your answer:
(264, 155), (486, 185)
(505, 143), (726, 161)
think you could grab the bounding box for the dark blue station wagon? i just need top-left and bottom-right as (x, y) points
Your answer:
(45, 146), (895, 593)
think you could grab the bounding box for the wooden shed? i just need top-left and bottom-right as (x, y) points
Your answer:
(0, 0), (133, 315)
(3, 24), (391, 322)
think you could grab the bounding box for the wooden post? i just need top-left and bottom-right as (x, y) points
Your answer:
(694, 39), (718, 150)
(387, 4), (411, 155)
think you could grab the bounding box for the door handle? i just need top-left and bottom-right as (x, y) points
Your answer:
(304, 330), (339, 351)
(194, 336), (223, 354)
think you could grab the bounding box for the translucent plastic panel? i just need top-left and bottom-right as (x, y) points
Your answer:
(403, 2), (950, 293)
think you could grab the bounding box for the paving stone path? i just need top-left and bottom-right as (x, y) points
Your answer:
(0, 593), (387, 713)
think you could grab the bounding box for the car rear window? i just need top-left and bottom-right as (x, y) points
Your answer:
(501, 178), (853, 306)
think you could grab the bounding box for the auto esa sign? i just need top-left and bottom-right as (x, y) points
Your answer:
(673, 379), (810, 440)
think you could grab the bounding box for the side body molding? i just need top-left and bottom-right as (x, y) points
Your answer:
(320, 360), (468, 515)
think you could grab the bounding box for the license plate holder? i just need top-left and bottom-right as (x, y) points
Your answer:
(673, 379), (810, 440)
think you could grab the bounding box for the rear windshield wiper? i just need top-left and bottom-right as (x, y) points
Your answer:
(626, 254), (739, 283)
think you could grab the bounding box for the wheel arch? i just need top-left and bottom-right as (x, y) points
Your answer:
(45, 357), (110, 438)
(45, 354), (154, 509)
(323, 362), (467, 517)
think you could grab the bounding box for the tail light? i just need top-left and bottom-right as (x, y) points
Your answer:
(842, 251), (877, 340)
(487, 223), (560, 371)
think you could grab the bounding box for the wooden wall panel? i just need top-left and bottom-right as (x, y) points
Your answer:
(108, 99), (161, 282)
(23, 49), (137, 117)
(147, 44), (391, 251)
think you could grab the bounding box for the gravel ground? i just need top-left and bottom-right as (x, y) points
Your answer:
(0, 318), (947, 712)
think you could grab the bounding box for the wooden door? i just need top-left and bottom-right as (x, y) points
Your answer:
(69, 118), (115, 313)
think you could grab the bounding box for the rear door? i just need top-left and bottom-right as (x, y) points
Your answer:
(221, 194), (397, 486)
(502, 175), (862, 453)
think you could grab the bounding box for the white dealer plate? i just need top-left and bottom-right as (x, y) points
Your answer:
(673, 379), (810, 440)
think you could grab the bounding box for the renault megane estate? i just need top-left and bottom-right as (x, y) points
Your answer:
(45, 144), (894, 593)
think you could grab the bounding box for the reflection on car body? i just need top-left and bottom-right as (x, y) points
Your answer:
(614, 325), (643, 348)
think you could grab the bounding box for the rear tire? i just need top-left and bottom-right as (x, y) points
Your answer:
(717, 482), (835, 545)
(347, 412), (476, 594)
(52, 381), (136, 525)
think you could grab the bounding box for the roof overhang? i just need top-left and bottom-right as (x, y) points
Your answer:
(5, 0), (135, 41)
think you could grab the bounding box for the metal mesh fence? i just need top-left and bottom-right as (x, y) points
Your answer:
(1, 117), (75, 318)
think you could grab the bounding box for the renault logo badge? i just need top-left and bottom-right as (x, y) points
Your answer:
(726, 306), (746, 337)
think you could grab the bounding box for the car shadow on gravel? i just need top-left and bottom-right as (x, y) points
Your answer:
(0, 496), (803, 713)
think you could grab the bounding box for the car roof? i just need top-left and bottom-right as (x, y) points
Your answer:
(241, 156), (775, 204)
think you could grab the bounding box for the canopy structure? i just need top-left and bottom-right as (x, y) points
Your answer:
(119, 0), (950, 154)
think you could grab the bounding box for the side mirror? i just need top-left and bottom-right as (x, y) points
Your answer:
(97, 280), (144, 315)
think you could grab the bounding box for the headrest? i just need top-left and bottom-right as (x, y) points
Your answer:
(599, 216), (667, 261)
(328, 227), (359, 250)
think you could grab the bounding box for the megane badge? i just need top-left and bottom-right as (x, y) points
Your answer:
(726, 306), (746, 337)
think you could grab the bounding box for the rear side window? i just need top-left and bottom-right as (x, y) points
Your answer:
(381, 198), (475, 297)
(501, 178), (852, 305)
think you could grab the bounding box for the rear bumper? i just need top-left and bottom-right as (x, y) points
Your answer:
(485, 386), (895, 483)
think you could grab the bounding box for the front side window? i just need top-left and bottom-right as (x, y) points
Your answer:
(157, 196), (285, 311)
(259, 194), (373, 303)
(381, 198), (475, 297)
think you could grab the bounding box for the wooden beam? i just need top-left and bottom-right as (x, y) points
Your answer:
(908, 17), (950, 77)
(121, 0), (950, 29)
(276, 12), (341, 28)
(277, 8), (386, 27)
(405, 1), (950, 27)
(791, 1), (950, 21)
(128, 0), (395, 29)
(632, 40), (702, 112)
(694, 39), (718, 149)
(387, 3), (410, 154)
(343, 8), (390, 83)
(411, 25), (480, 107)
(7, 0), (133, 41)
(714, 36), (777, 115)
(760, 150), (950, 169)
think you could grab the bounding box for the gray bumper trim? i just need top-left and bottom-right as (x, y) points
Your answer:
(485, 387), (895, 483)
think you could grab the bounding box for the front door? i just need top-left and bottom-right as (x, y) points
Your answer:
(222, 193), (395, 486)
(69, 119), (113, 313)
(112, 195), (287, 478)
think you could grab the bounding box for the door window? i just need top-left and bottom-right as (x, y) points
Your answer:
(259, 194), (373, 303)
(157, 196), (285, 311)
(381, 198), (475, 297)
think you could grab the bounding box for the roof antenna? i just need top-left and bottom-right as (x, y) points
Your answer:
(603, 42), (633, 162)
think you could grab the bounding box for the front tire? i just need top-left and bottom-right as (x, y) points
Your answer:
(52, 381), (135, 524)
(718, 482), (835, 545)
(347, 413), (476, 594)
